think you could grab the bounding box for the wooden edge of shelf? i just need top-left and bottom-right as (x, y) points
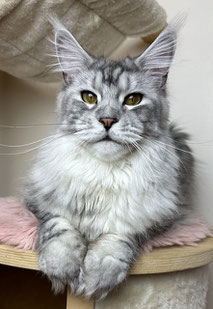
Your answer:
(0, 237), (213, 275)
(130, 236), (213, 275)
(0, 244), (38, 271)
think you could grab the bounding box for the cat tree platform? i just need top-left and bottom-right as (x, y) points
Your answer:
(0, 237), (213, 309)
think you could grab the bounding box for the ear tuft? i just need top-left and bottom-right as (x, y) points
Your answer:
(135, 14), (186, 88)
(48, 16), (92, 82)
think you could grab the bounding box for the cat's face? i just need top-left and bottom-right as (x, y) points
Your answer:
(53, 20), (177, 161)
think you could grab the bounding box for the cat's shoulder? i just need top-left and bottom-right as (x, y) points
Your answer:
(169, 123), (194, 170)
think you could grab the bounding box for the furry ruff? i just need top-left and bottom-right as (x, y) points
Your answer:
(0, 197), (211, 252)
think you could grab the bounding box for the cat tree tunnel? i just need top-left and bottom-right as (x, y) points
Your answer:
(0, 237), (213, 309)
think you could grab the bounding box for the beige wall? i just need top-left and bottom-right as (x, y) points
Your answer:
(0, 74), (60, 196)
(0, 0), (213, 307)
(0, 72), (9, 195)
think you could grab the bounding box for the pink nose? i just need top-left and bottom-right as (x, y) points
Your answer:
(99, 118), (117, 130)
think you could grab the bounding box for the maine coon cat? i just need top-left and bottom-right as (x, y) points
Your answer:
(24, 18), (194, 300)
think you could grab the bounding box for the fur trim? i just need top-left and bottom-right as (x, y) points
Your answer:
(0, 197), (211, 251)
(0, 197), (38, 250)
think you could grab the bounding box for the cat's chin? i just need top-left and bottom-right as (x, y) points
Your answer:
(86, 140), (129, 162)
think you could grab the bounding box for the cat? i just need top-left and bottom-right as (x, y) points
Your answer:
(23, 18), (194, 300)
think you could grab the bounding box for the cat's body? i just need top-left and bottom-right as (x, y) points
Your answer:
(24, 18), (194, 299)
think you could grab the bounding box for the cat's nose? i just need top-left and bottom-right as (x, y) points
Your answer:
(99, 118), (118, 130)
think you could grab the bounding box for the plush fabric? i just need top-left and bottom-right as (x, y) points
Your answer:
(0, 0), (167, 82)
(142, 214), (212, 253)
(0, 197), (38, 250)
(0, 197), (211, 251)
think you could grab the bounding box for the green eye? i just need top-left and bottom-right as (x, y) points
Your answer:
(124, 93), (143, 106)
(81, 91), (97, 104)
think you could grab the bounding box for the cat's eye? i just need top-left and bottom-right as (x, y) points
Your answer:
(124, 93), (143, 106)
(81, 91), (97, 104)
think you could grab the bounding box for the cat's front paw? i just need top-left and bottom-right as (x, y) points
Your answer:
(77, 249), (129, 300)
(39, 238), (87, 293)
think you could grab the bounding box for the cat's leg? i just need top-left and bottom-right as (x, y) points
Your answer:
(77, 233), (142, 300)
(38, 214), (87, 293)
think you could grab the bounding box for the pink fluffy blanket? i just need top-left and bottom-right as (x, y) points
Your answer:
(0, 197), (212, 252)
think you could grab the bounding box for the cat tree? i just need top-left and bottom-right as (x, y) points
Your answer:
(0, 237), (213, 309)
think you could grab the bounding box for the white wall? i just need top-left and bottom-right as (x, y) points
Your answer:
(0, 0), (213, 307)
(158, 0), (213, 218)
(157, 1), (213, 307)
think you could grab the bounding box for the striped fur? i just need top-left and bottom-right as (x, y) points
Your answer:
(24, 18), (194, 299)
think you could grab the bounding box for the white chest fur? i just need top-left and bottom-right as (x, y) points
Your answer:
(33, 136), (179, 239)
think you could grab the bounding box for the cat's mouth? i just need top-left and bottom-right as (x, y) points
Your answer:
(101, 136), (111, 141)
(99, 135), (120, 144)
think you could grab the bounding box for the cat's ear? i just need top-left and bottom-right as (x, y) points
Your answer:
(49, 17), (92, 83)
(135, 19), (182, 89)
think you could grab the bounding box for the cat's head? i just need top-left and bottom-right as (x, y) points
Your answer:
(52, 19), (178, 162)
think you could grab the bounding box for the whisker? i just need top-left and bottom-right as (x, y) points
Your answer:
(141, 134), (192, 155)
(0, 146), (46, 156)
(143, 137), (188, 174)
(46, 63), (60, 68)
(0, 134), (67, 156)
(129, 140), (159, 180)
(147, 132), (213, 146)
(154, 139), (192, 155)
(0, 136), (56, 148)
(133, 140), (158, 167)
(46, 53), (81, 60)
(130, 138), (188, 178)
(0, 123), (61, 129)
(124, 141), (133, 155)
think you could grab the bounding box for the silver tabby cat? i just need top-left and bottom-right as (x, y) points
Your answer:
(24, 18), (194, 300)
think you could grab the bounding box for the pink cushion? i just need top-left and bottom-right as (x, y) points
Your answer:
(0, 197), (212, 252)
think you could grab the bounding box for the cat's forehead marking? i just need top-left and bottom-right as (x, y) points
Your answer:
(112, 66), (123, 81)
(118, 72), (129, 91)
(102, 66), (111, 84)
(93, 71), (103, 90)
(91, 61), (132, 94)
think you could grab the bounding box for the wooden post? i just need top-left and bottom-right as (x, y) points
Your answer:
(66, 286), (94, 309)
(0, 238), (213, 308)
